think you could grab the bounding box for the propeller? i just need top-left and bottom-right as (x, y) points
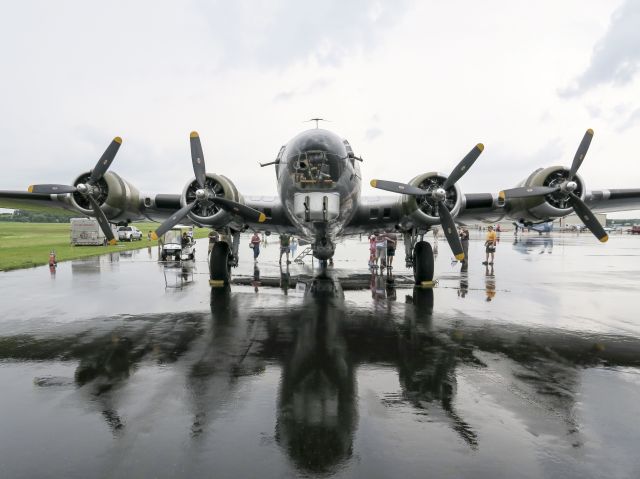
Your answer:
(151, 132), (266, 240)
(371, 143), (484, 261)
(499, 129), (607, 242)
(28, 137), (122, 244)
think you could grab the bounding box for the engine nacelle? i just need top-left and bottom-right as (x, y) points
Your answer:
(181, 173), (242, 227)
(504, 166), (586, 223)
(401, 172), (464, 226)
(69, 171), (143, 224)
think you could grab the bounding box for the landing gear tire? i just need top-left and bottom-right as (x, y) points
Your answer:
(210, 242), (232, 285)
(413, 241), (434, 285)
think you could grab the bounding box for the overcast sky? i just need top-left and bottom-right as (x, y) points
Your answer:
(1, 0), (639, 217)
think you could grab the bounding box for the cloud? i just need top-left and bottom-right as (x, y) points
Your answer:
(194, 0), (413, 68)
(617, 107), (640, 132)
(365, 127), (383, 141)
(272, 78), (332, 103)
(560, 0), (640, 97)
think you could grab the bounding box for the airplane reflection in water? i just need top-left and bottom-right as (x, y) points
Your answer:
(2, 278), (640, 474)
(513, 236), (554, 255)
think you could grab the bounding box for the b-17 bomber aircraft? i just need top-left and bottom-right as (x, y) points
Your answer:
(1, 127), (640, 285)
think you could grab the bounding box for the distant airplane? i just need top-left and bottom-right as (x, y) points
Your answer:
(2, 128), (640, 285)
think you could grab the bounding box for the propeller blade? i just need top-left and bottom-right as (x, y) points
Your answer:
(370, 179), (429, 196)
(499, 186), (559, 199)
(437, 201), (465, 261)
(87, 195), (117, 245)
(442, 143), (484, 190)
(569, 129), (593, 180)
(211, 197), (267, 223)
(151, 202), (198, 240)
(569, 192), (608, 242)
(190, 131), (207, 189)
(28, 184), (77, 194)
(89, 137), (122, 184)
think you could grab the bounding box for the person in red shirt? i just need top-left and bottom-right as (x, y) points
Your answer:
(250, 233), (262, 262)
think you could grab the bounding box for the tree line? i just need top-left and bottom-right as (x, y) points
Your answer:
(0, 210), (74, 223)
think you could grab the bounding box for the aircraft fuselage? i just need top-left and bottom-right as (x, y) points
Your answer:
(277, 129), (361, 260)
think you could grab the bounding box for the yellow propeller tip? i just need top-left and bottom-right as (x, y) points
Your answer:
(258, 213), (267, 223)
(190, 131), (199, 138)
(587, 128), (594, 135)
(370, 180), (377, 187)
(108, 239), (118, 246)
(28, 185), (34, 193)
(151, 232), (158, 241)
(455, 253), (465, 261)
(477, 143), (484, 151)
(114, 136), (122, 144)
(599, 234), (608, 243)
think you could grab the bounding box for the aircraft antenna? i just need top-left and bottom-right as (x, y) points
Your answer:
(305, 118), (330, 129)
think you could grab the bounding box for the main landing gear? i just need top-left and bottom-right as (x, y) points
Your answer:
(209, 229), (241, 287)
(404, 230), (435, 285)
(209, 241), (232, 286)
(413, 241), (434, 284)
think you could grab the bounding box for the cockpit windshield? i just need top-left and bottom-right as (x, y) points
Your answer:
(291, 150), (340, 186)
(284, 129), (349, 189)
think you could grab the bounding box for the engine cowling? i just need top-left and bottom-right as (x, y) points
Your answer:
(181, 173), (243, 227)
(69, 171), (143, 224)
(504, 166), (586, 223)
(401, 172), (464, 226)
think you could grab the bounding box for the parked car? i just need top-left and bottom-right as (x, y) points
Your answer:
(117, 225), (143, 241)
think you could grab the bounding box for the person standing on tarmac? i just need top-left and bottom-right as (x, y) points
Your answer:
(483, 225), (497, 265)
(385, 232), (397, 269)
(368, 234), (377, 269)
(250, 232), (261, 262)
(375, 232), (387, 268)
(279, 233), (291, 264)
(459, 227), (469, 264)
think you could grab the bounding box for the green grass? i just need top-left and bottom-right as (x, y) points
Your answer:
(0, 222), (209, 272)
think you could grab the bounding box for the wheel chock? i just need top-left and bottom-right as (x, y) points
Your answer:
(209, 280), (226, 288)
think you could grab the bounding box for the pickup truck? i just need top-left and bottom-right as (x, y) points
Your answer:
(117, 226), (143, 241)
(630, 225), (640, 235)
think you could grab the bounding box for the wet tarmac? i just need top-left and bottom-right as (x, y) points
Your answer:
(1, 231), (639, 478)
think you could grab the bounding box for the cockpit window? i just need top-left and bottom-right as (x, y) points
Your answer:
(290, 150), (341, 187)
(283, 129), (350, 189)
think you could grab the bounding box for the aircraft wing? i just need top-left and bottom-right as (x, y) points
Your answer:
(344, 193), (505, 234)
(0, 189), (194, 223)
(585, 188), (640, 213)
(0, 189), (298, 232)
(346, 187), (640, 235)
(0, 190), (78, 215)
(243, 196), (297, 233)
